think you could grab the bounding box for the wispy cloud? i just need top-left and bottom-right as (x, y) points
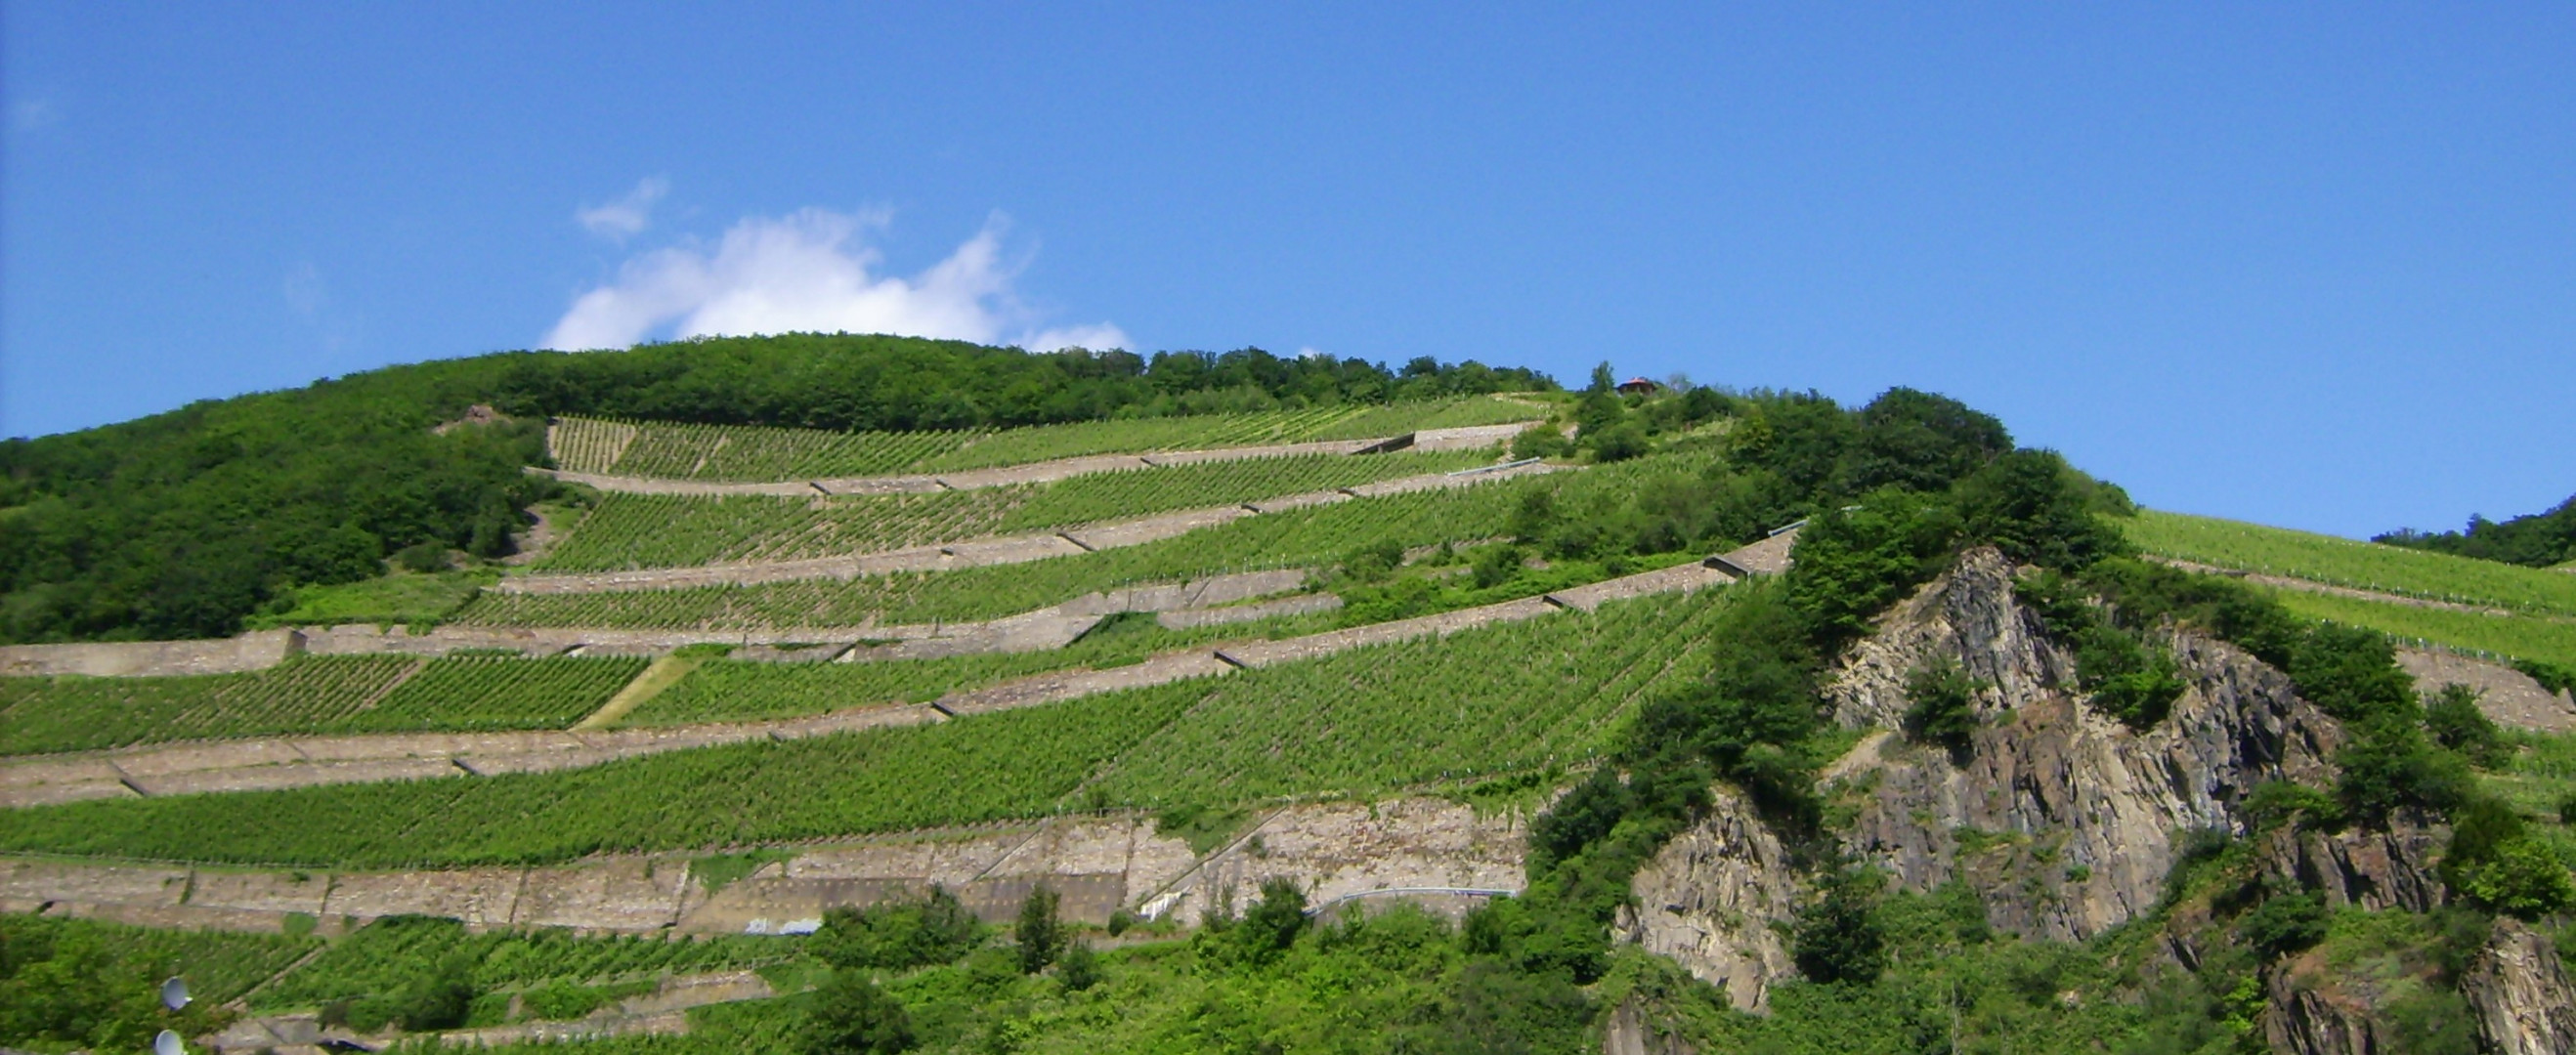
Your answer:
(542, 208), (1130, 355)
(283, 261), (359, 354)
(9, 96), (60, 133)
(575, 177), (669, 240)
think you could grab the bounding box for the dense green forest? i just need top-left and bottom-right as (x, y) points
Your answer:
(0, 334), (1549, 644)
(2378, 492), (2576, 569)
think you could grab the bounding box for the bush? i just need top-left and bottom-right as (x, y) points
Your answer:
(2237, 892), (2328, 959)
(1791, 866), (1887, 987)
(800, 969), (915, 1055)
(1236, 876), (1309, 960)
(1585, 422), (1651, 463)
(393, 541), (452, 573)
(1337, 539), (1406, 583)
(809, 887), (986, 972)
(391, 951), (475, 1032)
(2336, 719), (2474, 823)
(1470, 543), (1523, 589)
(1902, 659), (1981, 757)
(2423, 684), (2506, 770)
(2443, 796), (2576, 919)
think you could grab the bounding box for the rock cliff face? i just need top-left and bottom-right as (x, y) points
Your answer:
(1827, 548), (2346, 943)
(2463, 917), (2576, 1055)
(1615, 785), (1802, 1011)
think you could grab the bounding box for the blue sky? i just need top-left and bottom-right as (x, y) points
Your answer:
(4, 3), (2569, 539)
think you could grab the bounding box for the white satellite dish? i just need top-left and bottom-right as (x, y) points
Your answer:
(153, 1030), (186, 1055)
(161, 976), (192, 1010)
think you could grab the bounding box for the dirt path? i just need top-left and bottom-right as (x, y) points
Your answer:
(495, 459), (1568, 596)
(0, 556), (1749, 808)
(536, 423), (1541, 496)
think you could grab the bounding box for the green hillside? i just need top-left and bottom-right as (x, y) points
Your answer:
(0, 336), (1551, 645)
(5, 354), (2568, 1054)
(2121, 508), (2576, 669)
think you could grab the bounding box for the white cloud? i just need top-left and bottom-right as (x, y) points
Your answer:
(575, 177), (669, 240)
(542, 208), (1130, 355)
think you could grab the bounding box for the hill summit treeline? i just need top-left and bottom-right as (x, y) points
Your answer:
(0, 334), (1551, 644)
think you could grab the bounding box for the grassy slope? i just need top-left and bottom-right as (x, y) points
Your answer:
(2124, 509), (2576, 667)
(2123, 509), (2576, 617)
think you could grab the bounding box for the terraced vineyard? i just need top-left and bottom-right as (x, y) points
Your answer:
(1091, 585), (1736, 806)
(532, 449), (1493, 572)
(463, 451), (1707, 629)
(0, 913), (324, 1004)
(0, 654), (651, 752)
(0, 654), (420, 754)
(2264, 588), (2576, 668)
(549, 397), (1545, 481)
(626, 610), (1337, 726)
(341, 654), (652, 732)
(2123, 509), (2576, 618)
(252, 914), (796, 1015)
(0, 589), (1723, 869)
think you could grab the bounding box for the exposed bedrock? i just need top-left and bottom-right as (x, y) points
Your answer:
(2462, 916), (2576, 1055)
(1828, 548), (2347, 942)
(1616, 784), (1801, 1012)
(1623, 548), (2454, 1015)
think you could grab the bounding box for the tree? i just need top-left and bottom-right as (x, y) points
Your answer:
(1792, 866), (1888, 986)
(1015, 885), (1063, 974)
(800, 969), (916, 1055)
(1056, 940), (1102, 992)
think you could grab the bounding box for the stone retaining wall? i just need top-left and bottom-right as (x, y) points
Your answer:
(0, 630), (304, 677)
(4, 555), (1762, 804)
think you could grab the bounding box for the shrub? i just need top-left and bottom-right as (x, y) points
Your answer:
(1337, 539), (1406, 583)
(2237, 892), (2328, 959)
(800, 969), (915, 1055)
(393, 541), (452, 573)
(1055, 941), (1101, 992)
(2455, 839), (2576, 920)
(809, 887), (986, 972)
(1236, 876), (1309, 960)
(2423, 684), (2506, 770)
(2336, 719), (2473, 823)
(392, 951), (475, 1032)
(1791, 866), (1887, 986)
(1901, 658), (1981, 757)
(1470, 543), (1523, 589)
(1585, 422), (1651, 463)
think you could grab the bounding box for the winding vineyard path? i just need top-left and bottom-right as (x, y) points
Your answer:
(534, 422), (1542, 497)
(494, 457), (1568, 595)
(0, 556), (1751, 808)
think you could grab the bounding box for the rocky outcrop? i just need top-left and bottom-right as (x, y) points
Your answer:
(2464, 917), (2576, 1055)
(1826, 548), (2346, 942)
(2263, 970), (2386, 1055)
(2254, 813), (2447, 913)
(1825, 548), (2071, 731)
(1600, 997), (1700, 1055)
(1616, 785), (1802, 1011)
